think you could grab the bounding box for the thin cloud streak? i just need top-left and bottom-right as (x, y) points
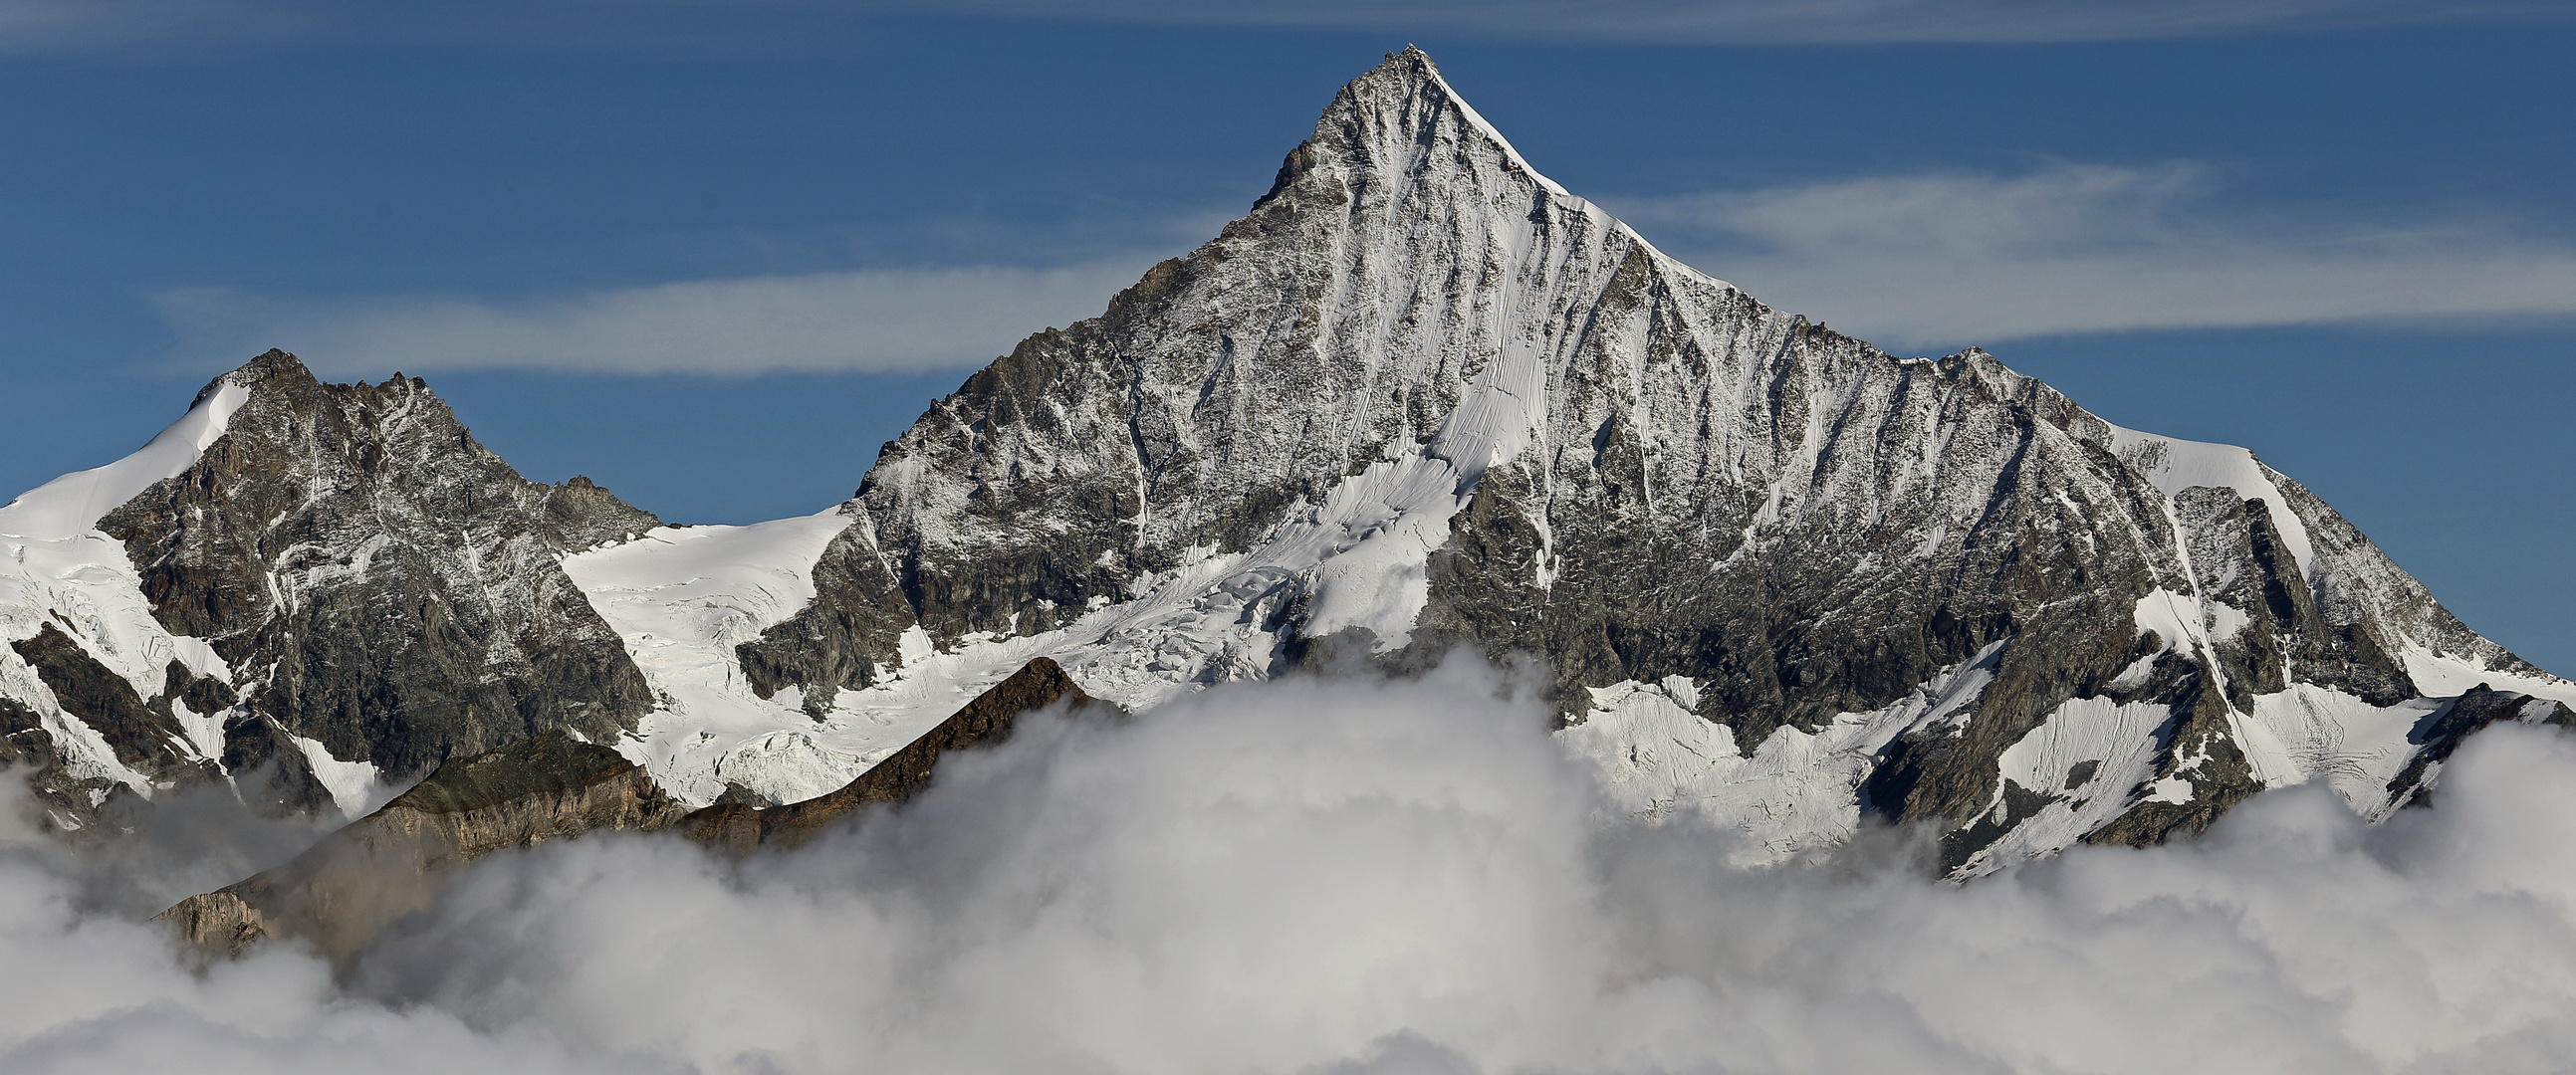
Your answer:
(1614, 162), (2576, 350)
(161, 164), (2576, 378)
(157, 259), (1161, 378)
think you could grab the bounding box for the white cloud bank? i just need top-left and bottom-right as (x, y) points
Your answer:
(157, 259), (1160, 379)
(1616, 161), (2576, 350)
(11, 655), (2576, 1072)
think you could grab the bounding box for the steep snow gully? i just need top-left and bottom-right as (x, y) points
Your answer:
(5, 47), (2569, 872)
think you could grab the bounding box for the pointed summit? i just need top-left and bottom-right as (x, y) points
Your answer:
(1265, 44), (1567, 215)
(763, 47), (2576, 875)
(1339, 43), (1555, 198)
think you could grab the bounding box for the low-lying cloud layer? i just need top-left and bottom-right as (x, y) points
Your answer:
(10, 656), (2576, 1073)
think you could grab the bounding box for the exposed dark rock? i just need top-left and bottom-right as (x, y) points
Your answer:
(2171, 487), (2418, 709)
(9, 622), (218, 787)
(1939, 777), (2067, 872)
(2385, 684), (2576, 809)
(0, 696), (117, 841)
(734, 520), (918, 717)
(2063, 758), (2102, 790)
(2084, 681), (2264, 848)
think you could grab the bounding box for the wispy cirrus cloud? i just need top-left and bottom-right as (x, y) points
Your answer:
(157, 259), (1162, 379)
(1611, 162), (2576, 349)
(157, 164), (2576, 377)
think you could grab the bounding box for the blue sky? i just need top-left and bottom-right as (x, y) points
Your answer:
(2, 2), (2571, 670)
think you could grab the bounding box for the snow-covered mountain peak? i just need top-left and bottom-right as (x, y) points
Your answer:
(1328, 45), (1573, 203)
(611, 48), (2570, 871)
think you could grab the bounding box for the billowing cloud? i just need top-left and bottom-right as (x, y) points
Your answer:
(11, 655), (2576, 1072)
(1613, 162), (2576, 349)
(156, 259), (1161, 378)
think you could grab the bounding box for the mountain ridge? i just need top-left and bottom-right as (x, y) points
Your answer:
(4, 47), (2568, 877)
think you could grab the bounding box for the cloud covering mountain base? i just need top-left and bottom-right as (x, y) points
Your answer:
(9, 656), (2576, 1073)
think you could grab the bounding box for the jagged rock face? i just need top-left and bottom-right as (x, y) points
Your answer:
(2384, 684), (2576, 810)
(712, 47), (2570, 873)
(99, 351), (660, 805)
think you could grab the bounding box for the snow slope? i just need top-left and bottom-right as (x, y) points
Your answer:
(0, 380), (255, 812)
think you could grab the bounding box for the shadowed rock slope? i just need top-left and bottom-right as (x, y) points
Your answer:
(158, 658), (1094, 960)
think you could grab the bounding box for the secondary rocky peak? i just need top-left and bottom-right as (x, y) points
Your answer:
(0, 349), (666, 837)
(103, 350), (662, 798)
